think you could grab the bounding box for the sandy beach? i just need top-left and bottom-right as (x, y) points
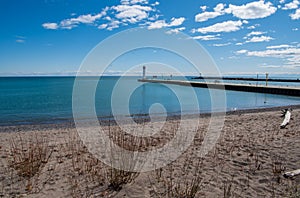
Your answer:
(0, 106), (299, 197)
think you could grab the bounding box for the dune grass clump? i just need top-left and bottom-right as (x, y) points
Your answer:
(107, 167), (139, 191)
(66, 131), (106, 197)
(106, 123), (143, 191)
(9, 133), (52, 179)
(66, 121), (145, 195)
(150, 157), (204, 198)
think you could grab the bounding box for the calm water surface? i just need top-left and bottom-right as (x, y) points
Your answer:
(0, 76), (299, 125)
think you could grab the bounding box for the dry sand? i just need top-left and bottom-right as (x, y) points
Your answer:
(0, 107), (299, 197)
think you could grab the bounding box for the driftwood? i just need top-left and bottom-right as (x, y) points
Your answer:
(280, 108), (292, 129)
(283, 169), (300, 178)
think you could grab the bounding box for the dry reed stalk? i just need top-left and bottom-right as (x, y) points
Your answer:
(9, 133), (52, 179)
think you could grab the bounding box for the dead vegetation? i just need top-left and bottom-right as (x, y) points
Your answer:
(0, 109), (299, 197)
(9, 133), (53, 179)
(150, 159), (204, 198)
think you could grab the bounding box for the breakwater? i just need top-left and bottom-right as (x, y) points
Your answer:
(138, 79), (300, 96)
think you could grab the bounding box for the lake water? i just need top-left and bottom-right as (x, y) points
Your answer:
(0, 76), (299, 126)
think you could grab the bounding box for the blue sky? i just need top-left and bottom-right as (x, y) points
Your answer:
(1, 0), (300, 76)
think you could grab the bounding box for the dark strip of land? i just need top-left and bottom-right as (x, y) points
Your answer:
(138, 79), (300, 96)
(191, 76), (300, 82)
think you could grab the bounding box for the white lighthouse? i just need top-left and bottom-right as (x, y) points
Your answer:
(142, 66), (146, 79)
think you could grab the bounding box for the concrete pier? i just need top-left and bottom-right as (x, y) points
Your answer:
(138, 79), (300, 97)
(191, 76), (300, 83)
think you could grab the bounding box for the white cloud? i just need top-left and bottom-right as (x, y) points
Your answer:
(130, 0), (148, 4)
(242, 20), (249, 24)
(247, 48), (300, 57)
(290, 8), (300, 19)
(43, 10), (107, 30)
(214, 3), (226, 12)
(60, 12), (106, 29)
(147, 20), (167, 29)
(200, 5), (207, 11)
(247, 25), (256, 29)
(112, 4), (153, 23)
(195, 20), (244, 34)
(242, 31), (272, 43)
(228, 1), (277, 19)
(260, 65), (281, 68)
(15, 35), (26, 43)
(166, 27), (185, 34)
(148, 14), (160, 21)
(151, 1), (159, 6)
(42, 0), (160, 30)
(190, 28), (197, 34)
(266, 44), (293, 49)
(42, 22), (58, 30)
(246, 35), (274, 43)
(195, 3), (226, 22)
(121, 0), (148, 5)
(16, 39), (25, 43)
(236, 49), (248, 54)
(98, 24), (108, 29)
(293, 27), (299, 31)
(238, 45), (300, 68)
(169, 17), (185, 26)
(192, 34), (221, 40)
(213, 42), (231, 47)
(282, 0), (299, 10)
(247, 31), (265, 37)
(105, 16), (112, 21)
(148, 17), (185, 29)
(120, 0), (130, 5)
(194, 1), (276, 24)
(247, 24), (260, 29)
(195, 11), (223, 22)
(107, 20), (121, 31)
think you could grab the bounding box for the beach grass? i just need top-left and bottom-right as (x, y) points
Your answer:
(0, 107), (299, 197)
